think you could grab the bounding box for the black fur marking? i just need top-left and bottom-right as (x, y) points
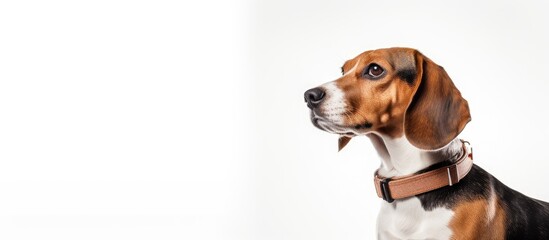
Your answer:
(494, 174), (549, 239)
(396, 68), (416, 84)
(355, 122), (373, 129)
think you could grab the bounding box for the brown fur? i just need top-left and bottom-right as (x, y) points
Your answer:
(404, 53), (471, 149)
(449, 198), (506, 240)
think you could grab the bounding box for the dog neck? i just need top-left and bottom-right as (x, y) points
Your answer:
(368, 133), (464, 178)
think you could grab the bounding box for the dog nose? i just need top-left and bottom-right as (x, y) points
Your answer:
(304, 87), (325, 109)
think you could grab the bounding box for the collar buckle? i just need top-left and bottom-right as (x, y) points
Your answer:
(379, 178), (394, 203)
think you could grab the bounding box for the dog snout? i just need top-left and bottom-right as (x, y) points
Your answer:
(304, 87), (325, 109)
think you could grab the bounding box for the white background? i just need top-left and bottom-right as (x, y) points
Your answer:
(1, 0), (549, 239)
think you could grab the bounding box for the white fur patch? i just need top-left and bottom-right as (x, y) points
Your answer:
(376, 135), (440, 178)
(320, 81), (347, 125)
(487, 185), (497, 222)
(377, 197), (454, 240)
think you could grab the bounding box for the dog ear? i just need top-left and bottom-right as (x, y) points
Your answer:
(338, 136), (352, 152)
(403, 51), (471, 150)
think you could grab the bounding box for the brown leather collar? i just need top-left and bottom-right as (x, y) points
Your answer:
(374, 140), (473, 203)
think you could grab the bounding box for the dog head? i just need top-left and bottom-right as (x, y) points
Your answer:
(304, 47), (470, 150)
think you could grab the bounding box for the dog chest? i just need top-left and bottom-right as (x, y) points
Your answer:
(377, 197), (454, 240)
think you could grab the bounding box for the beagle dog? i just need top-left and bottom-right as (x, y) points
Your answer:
(304, 47), (549, 239)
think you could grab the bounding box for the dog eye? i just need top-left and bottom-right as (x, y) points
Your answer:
(364, 64), (385, 79)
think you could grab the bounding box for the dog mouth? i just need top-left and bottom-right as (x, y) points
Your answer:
(310, 112), (367, 136)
